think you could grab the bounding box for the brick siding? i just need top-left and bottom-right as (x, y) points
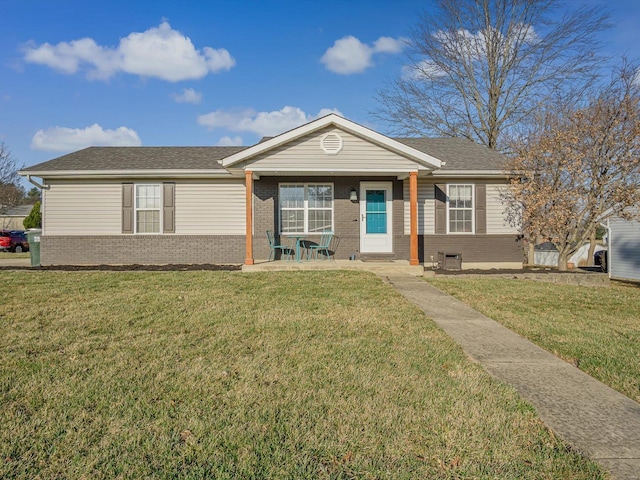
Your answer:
(41, 235), (245, 265)
(422, 234), (523, 263)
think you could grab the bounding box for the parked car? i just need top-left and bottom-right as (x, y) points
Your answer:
(0, 230), (30, 253)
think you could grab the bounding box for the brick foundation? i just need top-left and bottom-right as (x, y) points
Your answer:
(41, 235), (245, 265)
(422, 234), (523, 264)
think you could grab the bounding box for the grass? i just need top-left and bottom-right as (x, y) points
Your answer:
(428, 278), (640, 403)
(0, 271), (605, 479)
(0, 252), (29, 259)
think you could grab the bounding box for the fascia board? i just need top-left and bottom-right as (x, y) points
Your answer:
(18, 169), (233, 179)
(431, 170), (508, 178)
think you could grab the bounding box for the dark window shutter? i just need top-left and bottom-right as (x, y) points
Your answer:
(475, 184), (486, 234)
(122, 183), (134, 234)
(163, 182), (175, 233)
(435, 184), (447, 234)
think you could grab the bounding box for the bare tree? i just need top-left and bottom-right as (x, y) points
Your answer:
(504, 65), (640, 270)
(375, 0), (610, 149)
(0, 142), (24, 209)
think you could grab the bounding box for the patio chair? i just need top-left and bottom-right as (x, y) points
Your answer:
(266, 230), (293, 261)
(308, 232), (334, 260)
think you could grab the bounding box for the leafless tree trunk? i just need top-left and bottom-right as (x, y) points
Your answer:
(587, 230), (597, 267)
(374, 0), (610, 149)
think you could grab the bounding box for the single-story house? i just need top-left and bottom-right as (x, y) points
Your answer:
(606, 214), (640, 283)
(19, 114), (522, 268)
(0, 204), (34, 230)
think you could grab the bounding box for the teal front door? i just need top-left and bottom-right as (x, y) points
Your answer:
(360, 182), (393, 253)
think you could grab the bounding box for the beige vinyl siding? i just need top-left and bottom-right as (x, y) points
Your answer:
(403, 178), (435, 235)
(486, 184), (519, 234)
(403, 180), (517, 235)
(247, 127), (419, 172)
(174, 180), (245, 235)
(44, 180), (122, 235)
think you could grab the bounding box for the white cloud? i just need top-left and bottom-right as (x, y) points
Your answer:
(402, 60), (447, 80)
(23, 21), (235, 82)
(321, 35), (406, 74)
(321, 36), (373, 74)
(198, 106), (343, 137)
(372, 36), (405, 54)
(433, 29), (489, 60)
(31, 124), (141, 152)
(515, 23), (539, 44)
(432, 24), (536, 61)
(216, 135), (243, 146)
(171, 87), (202, 104)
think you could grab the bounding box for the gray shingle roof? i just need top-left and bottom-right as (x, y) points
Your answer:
(21, 138), (504, 174)
(394, 137), (505, 170)
(21, 146), (247, 172)
(0, 204), (34, 216)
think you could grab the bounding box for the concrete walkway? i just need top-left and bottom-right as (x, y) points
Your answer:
(386, 274), (640, 480)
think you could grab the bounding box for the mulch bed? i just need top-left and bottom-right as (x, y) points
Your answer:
(0, 264), (242, 272)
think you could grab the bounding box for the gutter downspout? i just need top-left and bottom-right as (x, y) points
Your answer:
(26, 175), (47, 190)
(604, 218), (611, 279)
(26, 175), (46, 237)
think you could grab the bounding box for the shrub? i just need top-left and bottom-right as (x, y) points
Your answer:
(23, 201), (41, 229)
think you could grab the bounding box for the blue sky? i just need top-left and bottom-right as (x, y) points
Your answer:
(1, 0), (640, 174)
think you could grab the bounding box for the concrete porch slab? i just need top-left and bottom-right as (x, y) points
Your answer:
(242, 259), (424, 276)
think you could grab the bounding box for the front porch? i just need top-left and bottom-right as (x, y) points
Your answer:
(245, 174), (422, 266)
(242, 258), (425, 276)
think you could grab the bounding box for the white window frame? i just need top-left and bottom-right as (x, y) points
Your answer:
(279, 183), (334, 234)
(447, 184), (475, 234)
(134, 183), (162, 234)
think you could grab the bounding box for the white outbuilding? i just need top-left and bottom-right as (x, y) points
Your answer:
(606, 214), (640, 283)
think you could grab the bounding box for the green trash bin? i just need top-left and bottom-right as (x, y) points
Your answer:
(26, 229), (42, 267)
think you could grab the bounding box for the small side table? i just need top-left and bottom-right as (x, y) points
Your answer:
(287, 235), (306, 262)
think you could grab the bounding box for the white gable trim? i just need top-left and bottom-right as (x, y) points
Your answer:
(220, 114), (443, 170)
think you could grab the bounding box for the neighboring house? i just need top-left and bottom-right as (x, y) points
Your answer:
(0, 204), (33, 230)
(568, 242), (606, 267)
(19, 114), (522, 268)
(606, 215), (640, 283)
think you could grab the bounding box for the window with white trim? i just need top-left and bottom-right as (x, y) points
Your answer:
(279, 183), (333, 233)
(135, 184), (161, 233)
(448, 184), (474, 233)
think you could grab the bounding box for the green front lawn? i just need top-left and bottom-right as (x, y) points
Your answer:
(0, 251), (30, 259)
(1, 271), (604, 479)
(428, 278), (640, 403)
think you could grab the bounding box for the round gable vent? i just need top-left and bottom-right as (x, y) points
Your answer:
(321, 133), (343, 155)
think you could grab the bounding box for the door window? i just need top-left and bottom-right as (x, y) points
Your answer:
(366, 189), (387, 234)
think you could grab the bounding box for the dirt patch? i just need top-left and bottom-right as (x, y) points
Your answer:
(427, 268), (610, 287)
(431, 267), (604, 275)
